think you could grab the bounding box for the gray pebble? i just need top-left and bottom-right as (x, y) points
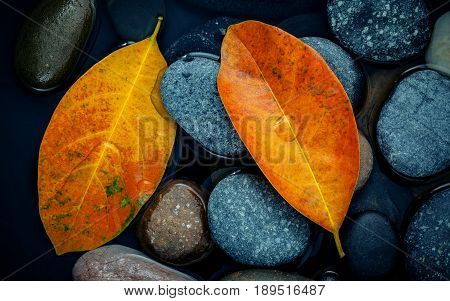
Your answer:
(404, 188), (450, 280)
(208, 173), (312, 267)
(221, 269), (308, 281)
(301, 37), (365, 110)
(327, 0), (431, 62)
(355, 131), (373, 191)
(376, 70), (450, 178)
(426, 12), (450, 74)
(161, 56), (245, 156)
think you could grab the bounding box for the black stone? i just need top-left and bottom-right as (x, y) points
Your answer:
(14, 0), (95, 91)
(278, 12), (331, 39)
(106, 0), (165, 42)
(404, 188), (450, 280)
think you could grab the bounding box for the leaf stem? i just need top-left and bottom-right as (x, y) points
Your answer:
(150, 16), (163, 42)
(333, 231), (345, 258)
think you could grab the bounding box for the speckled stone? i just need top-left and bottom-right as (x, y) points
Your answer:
(426, 12), (450, 74)
(278, 12), (331, 39)
(14, 0), (95, 91)
(301, 37), (365, 110)
(327, 0), (431, 62)
(137, 180), (212, 265)
(208, 173), (312, 267)
(221, 269), (308, 281)
(343, 211), (399, 279)
(376, 70), (450, 178)
(161, 56), (245, 157)
(404, 188), (450, 280)
(165, 17), (238, 65)
(355, 131), (373, 191)
(72, 245), (196, 281)
(106, 0), (165, 41)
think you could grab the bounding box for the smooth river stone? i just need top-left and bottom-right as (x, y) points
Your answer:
(278, 12), (331, 39)
(426, 12), (450, 74)
(137, 180), (212, 266)
(106, 0), (165, 41)
(208, 173), (312, 267)
(404, 188), (450, 280)
(327, 0), (431, 62)
(343, 211), (400, 279)
(376, 70), (450, 178)
(161, 56), (245, 157)
(178, 0), (323, 19)
(221, 269), (308, 281)
(72, 245), (196, 281)
(165, 17), (239, 65)
(14, 0), (95, 91)
(355, 131), (373, 191)
(301, 37), (365, 110)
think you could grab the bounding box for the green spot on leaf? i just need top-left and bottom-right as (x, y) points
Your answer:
(120, 196), (131, 208)
(105, 177), (123, 196)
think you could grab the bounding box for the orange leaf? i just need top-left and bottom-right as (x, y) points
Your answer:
(217, 21), (359, 257)
(38, 18), (176, 255)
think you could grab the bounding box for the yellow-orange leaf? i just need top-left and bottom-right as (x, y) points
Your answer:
(38, 18), (176, 255)
(217, 21), (359, 257)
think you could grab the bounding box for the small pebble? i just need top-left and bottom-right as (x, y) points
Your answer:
(355, 131), (373, 191)
(72, 245), (196, 280)
(426, 12), (450, 74)
(301, 37), (365, 110)
(317, 270), (340, 281)
(404, 188), (450, 280)
(376, 70), (450, 178)
(221, 269), (308, 281)
(208, 173), (312, 267)
(343, 211), (400, 279)
(278, 12), (331, 39)
(165, 17), (239, 65)
(327, 0), (431, 62)
(161, 56), (245, 157)
(137, 180), (212, 265)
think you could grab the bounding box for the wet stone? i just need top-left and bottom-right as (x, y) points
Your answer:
(14, 0), (95, 91)
(317, 270), (341, 281)
(161, 56), (245, 157)
(221, 269), (308, 281)
(343, 211), (399, 279)
(208, 173), (312, 267)
(72, 245), (196, 280)
(137, 180), (212, 266)
(278, 12), (331, 39)
(426, 12), (450, 74)
(327, 0), (431, 62)
(301, 37), (365, 110)
(355, 131), (373, 191)
(376, 70), (450, 178)
(165, 17), (239, 65)
(404, 188), (450, 280)
(106, 0), (165, 42)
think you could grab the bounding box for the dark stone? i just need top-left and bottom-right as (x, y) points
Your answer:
(404, 188), (450, 280)
(327, 0), (431, 62)
(355, 131), (373, 191)
(317, 270), (340, 281)
(178, 0), (324, 19)
(278, 12), (331, 39)
(343, 211), (400, 279)
(301, 37), (365, 110)
(72, 245), (196, 280)
(426, 12), (450, 74)
(161, 55), (245, 157)
(14, 0), (95, 91)
(208, 173), (312, 267)
(137, 180), (212, 266)
(106, 0), (165, 41)
(165, 17), (239, 65)
(376, 70), (450, 178)
(221, 269), (308, 281)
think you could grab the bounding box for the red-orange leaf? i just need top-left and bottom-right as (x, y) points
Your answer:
(38, 18), (176, 255)
(217, 21), (359, 257)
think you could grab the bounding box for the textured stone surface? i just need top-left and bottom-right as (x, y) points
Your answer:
(301, 37), (365, 110)
(161, 56), (245, 156)
(355, 131), (373, 191)
(278, 12), (331, 39)
(208, 173), (312, 267)
(165, 17), (238, 65)
(376, 70), (450, 178)
(317, 271), (340, 281)
(14, 0), (95, 91)
(327, 0), (431, 62)
(343, 212), (399, 279)
(72, 245), (196, 280)
(221, 269), (308, 281)
(137, 180), (212, 265)
(426, 12), (450, 74)
(404, 188), (450, 280)
(106, 0), (165, 41)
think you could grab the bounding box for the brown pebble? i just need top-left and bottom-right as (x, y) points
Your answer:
(356, 131), (373, 191)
